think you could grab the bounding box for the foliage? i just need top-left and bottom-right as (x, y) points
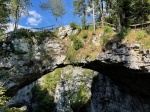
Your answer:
(104, 26), (113, 34)
(66, 47), (77, 63)
(70, 34), (76, 41)
(70, 22), (77, 29)
(73, 0), (87, 29)
(0, 85), (7, 109)
(73, 39), (84, 50)
(31, 84), (56, 112)
(10, 29), (54, 45)
(43, 69), (61, 93)
(142, 39), (150, 50)
(10, 0), (32, 31)
(81, 17), (87, 30)
(40, 0), (66, 27)
(117, 27), (131, 39)
(0, 0), (10, 30)
(69, 34), (84, 50)
(82, 32), (88, 39)
(136, 30), (148, 41)
(102, 35), (111, 43)
(70, 84), (89, 112)
(0, 30), (5, 41)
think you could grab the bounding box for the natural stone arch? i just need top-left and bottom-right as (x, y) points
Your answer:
(1, 36), (150, 98)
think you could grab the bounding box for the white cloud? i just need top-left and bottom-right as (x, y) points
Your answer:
(26, 11), (42, 26)
(27, 17), (41, 26)
(29, 11), (41, 18)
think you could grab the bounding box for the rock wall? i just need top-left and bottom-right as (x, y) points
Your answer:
(91, 74), (150, 112)
(1, 26), (150, 111)
(0, 37), (66, 96)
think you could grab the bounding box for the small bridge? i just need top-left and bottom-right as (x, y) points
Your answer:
(31, 25), (55, 32)
(0, 25), (55, 41)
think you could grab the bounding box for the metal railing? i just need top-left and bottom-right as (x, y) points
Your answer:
(0, 25), (55, 41)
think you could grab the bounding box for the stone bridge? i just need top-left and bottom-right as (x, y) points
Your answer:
(1, 35), (150, 100)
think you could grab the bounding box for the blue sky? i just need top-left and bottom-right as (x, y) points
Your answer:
(18, 0), (81, 28)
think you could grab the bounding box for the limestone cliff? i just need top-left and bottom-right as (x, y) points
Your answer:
(1, 26), (150, 111)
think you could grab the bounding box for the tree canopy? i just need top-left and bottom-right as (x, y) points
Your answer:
(10, 0), (32, 31)
(0, 0), (10, 30)
(40, 0), (66, 27)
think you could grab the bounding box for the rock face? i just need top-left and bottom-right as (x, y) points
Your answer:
(1, 33), (150, 111)
(0, 37), (66, 96)
(91, 74), (150, 112)
(7, 66), (94, 112)
(54, 67), (93, 112)
(82, 43), (150, 98)
(57, 26), (79, 39)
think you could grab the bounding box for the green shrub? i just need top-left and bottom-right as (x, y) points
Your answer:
(32, 85), (56, 112)
(66, 47), (77, 62)
(102, 35), (111, 43)
(0, 30), (5, 41)
(117, 27), (131, 39)
(43, 69), (61, 92)
(124, 27), (131, 35)
(70, 22), (77, 29)
(136, 30), (147, 41)
(70, 84), (89, 112)
(73, 39), (84, 50)
(104, 26), (113, 34)
(82, 32), (88, 39)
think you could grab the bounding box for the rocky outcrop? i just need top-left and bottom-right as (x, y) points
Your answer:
(1, 35), (150, 98)
(1, 30), (150, 111)
(0, 37), (66, 96)
(58, 25), (79, 39)
(82, 43), (150, 98)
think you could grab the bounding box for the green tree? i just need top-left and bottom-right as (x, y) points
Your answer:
(130, 0), (150, 24)
(0, 0), (10, 30)
(104, 0), (150, 32)
(10, 0), (31, 32)
(73, 0), (87, 29)
(40, 0), (66, 27)
(88, 0), (105, 27)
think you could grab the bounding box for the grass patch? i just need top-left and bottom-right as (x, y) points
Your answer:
(135, 30), (148, 41)
(66, 46), (77, 63)
(82, 31), (88, 39)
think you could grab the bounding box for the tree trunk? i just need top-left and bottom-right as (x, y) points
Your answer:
(56, 18), (58, 28)
(92, 1), (96, 33)
(14, 5), (19, 32)
(101, 0), (104, 27)
(116, 0), (123, 32)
